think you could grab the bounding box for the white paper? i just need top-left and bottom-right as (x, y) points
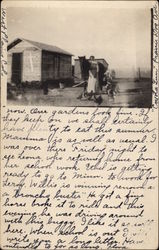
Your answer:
(1, 1), (158, 249)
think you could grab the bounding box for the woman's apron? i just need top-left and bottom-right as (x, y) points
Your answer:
(87, 61), (99, 93)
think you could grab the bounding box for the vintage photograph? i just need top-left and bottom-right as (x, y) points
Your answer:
(7, 6), (152, 107)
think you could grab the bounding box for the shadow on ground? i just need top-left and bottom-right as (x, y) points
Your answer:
(7, 79), (152, 108)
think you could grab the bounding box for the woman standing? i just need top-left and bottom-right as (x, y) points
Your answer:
(87, 56), (102, 104)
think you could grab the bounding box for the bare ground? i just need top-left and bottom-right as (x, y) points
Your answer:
(7, 79), (152, 108)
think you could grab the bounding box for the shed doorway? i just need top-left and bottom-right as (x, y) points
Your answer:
(12, 53), (22, 84)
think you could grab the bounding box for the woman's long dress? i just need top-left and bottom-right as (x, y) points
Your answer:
(87, 61), (99, 93)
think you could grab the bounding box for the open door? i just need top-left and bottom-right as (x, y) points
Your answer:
(12, 53), (22, 84)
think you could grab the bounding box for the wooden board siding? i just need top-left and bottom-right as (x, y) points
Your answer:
(8, 39), (72, 84)
(7, 40), (41, 83)
(59, 55), (72, 78)
(22, 49), (41, 82)
(42, 50), (72, 82)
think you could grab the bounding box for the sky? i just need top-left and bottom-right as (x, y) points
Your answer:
(7, 5), (151, 77)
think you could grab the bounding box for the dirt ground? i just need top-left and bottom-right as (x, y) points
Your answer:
(7, 79), (152, 108)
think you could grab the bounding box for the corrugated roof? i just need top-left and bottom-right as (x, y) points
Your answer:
(8, 38), (73, 56)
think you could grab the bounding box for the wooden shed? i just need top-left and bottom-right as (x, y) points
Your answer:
(74, 58), (109, 80)
(7, 38), (73, 86)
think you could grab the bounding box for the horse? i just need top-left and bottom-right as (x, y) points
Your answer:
(78, 56), (90, 81)
(77, 56), (105, 105)
(78, 56), (106, 91)
(98, 62), (106, 90)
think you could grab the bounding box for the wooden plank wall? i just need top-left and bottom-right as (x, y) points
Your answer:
(59, 55), (72, 78)
(42, 51), (72, 81)
(7, 40), (41, 83)
(23, 49), (41, 82)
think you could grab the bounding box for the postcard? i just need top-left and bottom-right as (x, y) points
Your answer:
(1, 1), (158, 249)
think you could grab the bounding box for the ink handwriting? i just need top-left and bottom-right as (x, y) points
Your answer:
(1, 106), (157, 249)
